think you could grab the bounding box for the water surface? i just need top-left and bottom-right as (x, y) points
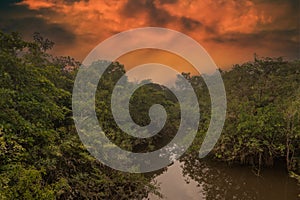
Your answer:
(148, 156), (299, 200)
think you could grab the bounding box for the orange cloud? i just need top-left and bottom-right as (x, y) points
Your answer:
(17, 0), (54, 9)
(16, 0), (299, 70)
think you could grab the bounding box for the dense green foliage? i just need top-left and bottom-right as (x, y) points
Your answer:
(0, 31), (159, 199)
(93, 61), (180, 153)
(219, 58), (299, 174)
(187, 57), (300, 175)
(0, 31), (299, 199)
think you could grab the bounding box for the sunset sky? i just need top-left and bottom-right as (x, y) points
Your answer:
(0, 0), (299, 71)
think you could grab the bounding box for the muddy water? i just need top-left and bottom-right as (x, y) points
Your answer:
(148, 156), (299, 200)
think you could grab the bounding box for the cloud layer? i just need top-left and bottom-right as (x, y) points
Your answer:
(1, 0), (299, 69)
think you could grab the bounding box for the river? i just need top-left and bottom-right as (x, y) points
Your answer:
(147, 155), (299, 200)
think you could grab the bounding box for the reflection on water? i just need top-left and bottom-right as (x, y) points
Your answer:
(148, 154), (299, 200)
(148, 161), (204, 200)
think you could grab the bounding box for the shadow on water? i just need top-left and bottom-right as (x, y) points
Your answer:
(147, 154), (299, 200)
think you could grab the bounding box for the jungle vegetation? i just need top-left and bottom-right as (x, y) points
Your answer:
(0, 31), (299, 199)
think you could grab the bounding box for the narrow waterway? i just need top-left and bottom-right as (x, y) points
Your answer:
(147, 156), (299, 200)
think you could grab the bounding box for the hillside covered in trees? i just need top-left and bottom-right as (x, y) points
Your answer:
(0, 31), (299, 199)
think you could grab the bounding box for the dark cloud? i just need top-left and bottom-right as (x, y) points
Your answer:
(122, 0), (175, 26)
(121, 0), (144, 17)
(210, 29), (298, 44)
(0, 0), (21, 8)
(253, 0), (299, 5)
(208, 29), (300, 58)
(180, 17), (202, 31)
(0, 17), (76, 44)
(252, 0), (300, 14)
(63, 0), (89, 5)
(0, 1), (76, 44)
(122, 0), (204, 30)
(157, 0), (178, 5)
(258, 0), (299, 24)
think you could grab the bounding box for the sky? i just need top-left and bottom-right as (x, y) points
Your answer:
(0, 0), (299, 72)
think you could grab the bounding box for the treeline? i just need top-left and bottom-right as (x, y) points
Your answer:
(0, 32), (160, 199)
(0, 31), (299, 199)
(221, 58), (299, 174)
(187, 57), (300, 176)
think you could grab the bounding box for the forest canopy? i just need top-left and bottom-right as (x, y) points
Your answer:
(0, 31), (299, 199)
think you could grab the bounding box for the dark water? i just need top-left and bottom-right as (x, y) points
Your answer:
(148, 156), (299, 200)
